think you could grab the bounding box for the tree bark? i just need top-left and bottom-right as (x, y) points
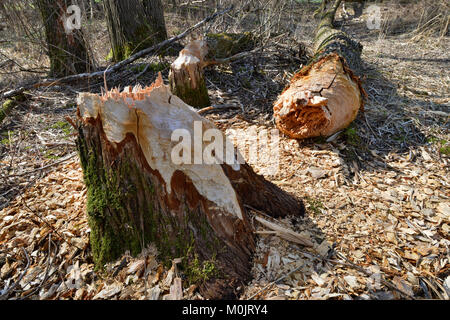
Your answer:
(37, 0), (93, 77)
(103, 0), (167, 62)
(75, 74), (304, 299)
(273, 0), (366, 139)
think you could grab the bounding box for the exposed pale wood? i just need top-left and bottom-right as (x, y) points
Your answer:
(254, 215), (314, 247)
(273, 0), (366, 139)
(169, 40), (210, 108)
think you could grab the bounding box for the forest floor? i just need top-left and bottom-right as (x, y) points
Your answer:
(0, 2), (449, 300)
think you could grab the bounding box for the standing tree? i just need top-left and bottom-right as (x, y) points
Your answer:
(37, 0), (93, 77)
(103, 0), (168, 62)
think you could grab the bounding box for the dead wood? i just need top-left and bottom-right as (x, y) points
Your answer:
(169, 40), (210, 108)
(273, 0), (366, 139)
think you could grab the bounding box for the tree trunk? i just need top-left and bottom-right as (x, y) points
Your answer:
(169, 40), (210, 108)
(274, 0), (366, 139)
(37, 0), (93, 77)
(103, 0), (167, 62)
(75, 74), (304, 299)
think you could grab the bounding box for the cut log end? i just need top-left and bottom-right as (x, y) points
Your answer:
(273, 53), (364, 139)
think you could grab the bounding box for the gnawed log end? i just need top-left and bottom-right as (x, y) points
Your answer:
(274, 53), (365, 139)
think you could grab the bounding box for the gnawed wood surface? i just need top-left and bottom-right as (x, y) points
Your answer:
(76, 73), (304, 299)
(169, 40), (210, 108)
(169, 34), (256, 108)
(273, 53), (364, 139)
(273, 0), (366, 139)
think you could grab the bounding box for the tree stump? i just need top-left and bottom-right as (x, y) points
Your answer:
(75, 74), (304, 299)
(169, 34), (256, 108)
(273, 0), (366, 139)
(169, 40), (210, 108)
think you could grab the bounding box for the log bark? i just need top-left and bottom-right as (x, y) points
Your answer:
(169, 40), (210, 108)
(75, 73), (304, 299)
(273, 0), (366, 139)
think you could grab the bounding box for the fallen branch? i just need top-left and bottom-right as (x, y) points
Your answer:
(8, 152), (76, 178)
(1, 6), (234, 101)
(253, 215), (314, 247)
(203, 45), (265, 67)
(197, 104), (241, 114)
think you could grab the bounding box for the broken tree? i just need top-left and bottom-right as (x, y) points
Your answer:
(169, 33), (255, 108)
(273, 0), (366, 139)
(75, 73), (304, 299)
(169, 40), (210, 108)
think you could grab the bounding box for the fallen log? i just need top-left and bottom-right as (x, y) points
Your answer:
(75, 73), (304, 299)
(273, 0), (366, 139)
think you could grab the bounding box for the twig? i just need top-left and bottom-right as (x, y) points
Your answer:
(1, 6), (234, 100)
(331, 252), (416, 300)
(245, 204), (314, 247)
(0, 248), (30, 300)
(20, 233), (56, 299)
(8, 152), (76, 177)
(248, 262), (305, 300)
(20, 196), (83, 251)
(248, 245), (416, 300)
(203, 46), (266, 67)
(197, 104), (240, 114)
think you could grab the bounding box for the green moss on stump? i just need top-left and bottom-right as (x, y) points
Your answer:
(185, 254), (219, 284)
(206, 32), (255, 59)
(77, 127), (227, 275)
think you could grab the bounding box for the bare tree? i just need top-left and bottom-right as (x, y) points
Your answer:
(103, 0), (168, 61)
